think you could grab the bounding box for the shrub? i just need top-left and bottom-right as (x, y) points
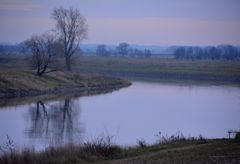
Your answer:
(136, 139), (147, 148)
(82, 135), (122, 158)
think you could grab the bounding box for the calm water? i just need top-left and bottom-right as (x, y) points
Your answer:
(0, 82), (240, 150)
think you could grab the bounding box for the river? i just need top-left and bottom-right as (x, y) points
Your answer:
(0, 81), (240, 150)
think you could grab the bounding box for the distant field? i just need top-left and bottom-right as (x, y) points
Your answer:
(74, 56), (240, 85)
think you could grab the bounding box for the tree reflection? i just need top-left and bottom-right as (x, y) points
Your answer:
(25, 98), (84, 146)
(26, 101), (49, 138)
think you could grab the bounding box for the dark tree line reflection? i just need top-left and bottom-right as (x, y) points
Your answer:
(25, 98), (84, 146)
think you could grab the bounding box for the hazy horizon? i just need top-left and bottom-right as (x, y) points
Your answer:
(0, 0), (240, 46)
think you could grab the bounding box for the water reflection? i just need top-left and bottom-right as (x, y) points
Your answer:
(25, 98), (84, 147)
(26, 101), (49, 138)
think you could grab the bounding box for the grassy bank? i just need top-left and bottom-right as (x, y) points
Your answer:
(0, 68), (131, 100)
(1, 134), (240, 164)
(74, 56), (240, 85)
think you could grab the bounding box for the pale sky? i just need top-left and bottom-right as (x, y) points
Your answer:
(0, 0), (240, 45)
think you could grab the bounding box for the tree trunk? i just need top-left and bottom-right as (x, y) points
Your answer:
(36, 71), (44, 76)
(36, 67), (42, 76)
(36, 67), (47, 76)
(65, 57), (72, 71)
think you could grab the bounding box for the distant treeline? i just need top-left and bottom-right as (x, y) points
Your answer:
(0, 44), (23, 55)
(96, 43), (152, 58)
(0, 43), (152, 58)
(174, 45), (240, 60)
(2, 43), (240, 61)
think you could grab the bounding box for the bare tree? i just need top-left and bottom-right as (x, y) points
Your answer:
(52, 7), (88, 71)
(24, 32), (59, 76)
(96, 44), (110, 56)
(116, 42), (129, 57)
(144, 49), (152, 58)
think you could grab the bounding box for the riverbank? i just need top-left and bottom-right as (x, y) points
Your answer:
(0, 69), (131, 100)
(1, 136), (240, 164)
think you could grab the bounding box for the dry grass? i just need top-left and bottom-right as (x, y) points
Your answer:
(0, 68), (130, 99)
(0, 135), (240, 164)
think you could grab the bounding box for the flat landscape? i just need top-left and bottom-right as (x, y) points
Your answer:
(2, 55), (240, 86)
(1, 1), (240, 163)
(1, 55), (240, 164)
(75, 56), (240, 85)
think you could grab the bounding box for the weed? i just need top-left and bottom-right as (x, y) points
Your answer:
(154, 131), (207, 145)
(82, 135), (122, 158)
(0, 135), (16, 154)
(136, 139), (147, 148)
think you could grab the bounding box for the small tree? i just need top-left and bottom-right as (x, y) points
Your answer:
(132, 48), (143, 58)
(174, 47), (185, 59)
(52, 7), (88, 71)
(96, 44), (110, 56)
(116, 42), (129, 57)
(144, 49), (152, 58)
(24, 32), (58, 76)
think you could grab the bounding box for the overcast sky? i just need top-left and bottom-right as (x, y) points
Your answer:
(0, 0), (240, 45)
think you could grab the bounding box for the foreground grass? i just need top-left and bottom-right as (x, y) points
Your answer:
(1, 136), (240, 164)
(74, 56), (240, 85)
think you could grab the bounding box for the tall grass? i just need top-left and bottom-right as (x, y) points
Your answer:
(0, 135), (122, 164)
(154, 131), (207, 145)
(0, 132), (231, 164)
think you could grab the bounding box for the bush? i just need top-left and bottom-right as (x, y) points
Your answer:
(82, 135), (122, 158)
(154, 131), (207, 145)
(136, 139), (147, 148)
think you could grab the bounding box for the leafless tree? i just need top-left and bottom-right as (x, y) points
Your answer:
(24, 32), (59, 76)
(52, 7), (88, 71)
(116, 42), (129, 57)
(96, 44), (110, 56)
